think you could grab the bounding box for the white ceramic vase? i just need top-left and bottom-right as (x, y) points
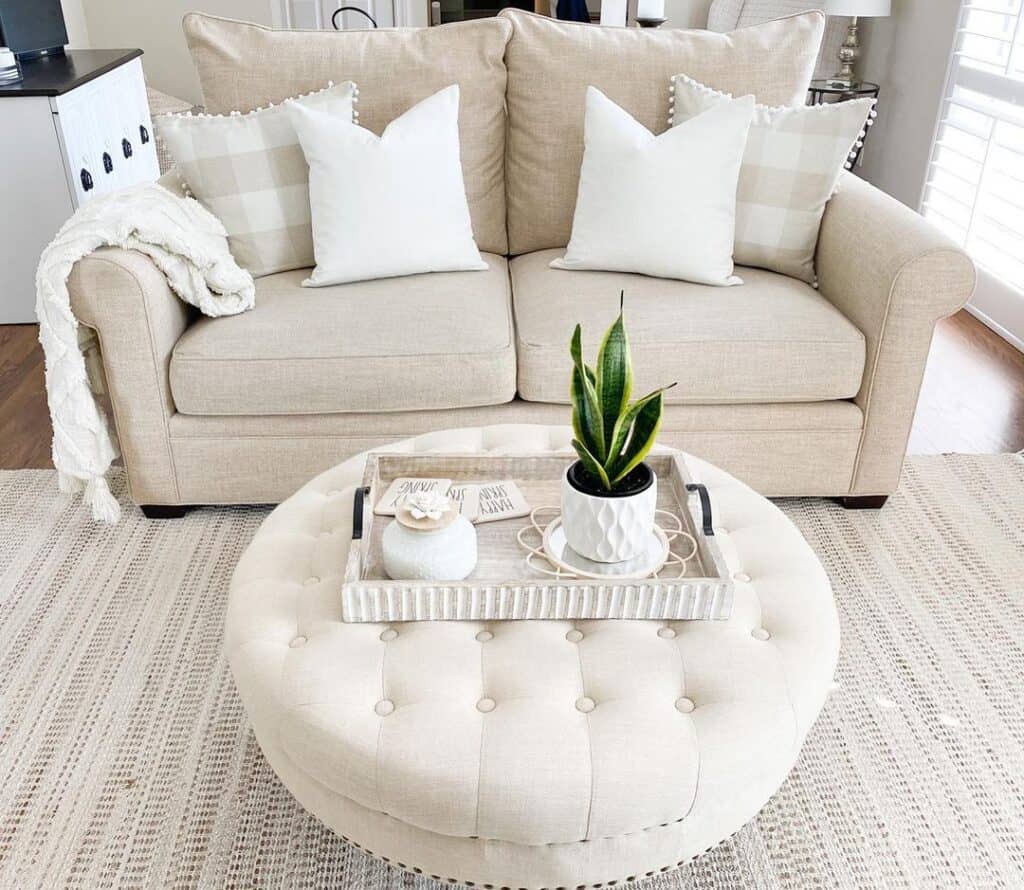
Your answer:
(382, 515), (477, 581)
(560, 463), (657, 563)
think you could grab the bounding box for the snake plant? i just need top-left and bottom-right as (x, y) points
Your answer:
(569, 293), (677, 492)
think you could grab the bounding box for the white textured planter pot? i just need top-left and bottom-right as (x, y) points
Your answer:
(560, 462), (657, 563)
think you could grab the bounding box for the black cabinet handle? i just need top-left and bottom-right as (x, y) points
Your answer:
(139, 124), (150, 144)
(80, 168), (94, 191)
(102, 152), (113, 174)
(122, 138), (133, 159)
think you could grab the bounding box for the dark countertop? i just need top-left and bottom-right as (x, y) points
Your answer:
(0, 48), (142, 97)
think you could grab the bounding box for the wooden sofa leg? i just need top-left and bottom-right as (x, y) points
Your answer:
(140, 504), (192, 519)
(836, 495), (889, 510)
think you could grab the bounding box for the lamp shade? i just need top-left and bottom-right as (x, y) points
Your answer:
(823, 0), (891, 15)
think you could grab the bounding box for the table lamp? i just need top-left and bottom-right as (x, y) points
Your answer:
(824, 0), (891, 88)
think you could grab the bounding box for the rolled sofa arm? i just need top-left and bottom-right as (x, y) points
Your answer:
(816, 173), (976, 496)
(65, 170), (193, 507)
(68, 246), (191, 506)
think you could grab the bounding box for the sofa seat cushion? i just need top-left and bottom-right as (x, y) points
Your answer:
(511, 249), (865, 405)
(170, 254), (515, 416)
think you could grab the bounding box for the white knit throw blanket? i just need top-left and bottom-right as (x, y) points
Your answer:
(36, 183), (255, 523)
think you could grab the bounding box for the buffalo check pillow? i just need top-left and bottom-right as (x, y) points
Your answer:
(669, 74), (875, 284)
(157, 80), (357, 277)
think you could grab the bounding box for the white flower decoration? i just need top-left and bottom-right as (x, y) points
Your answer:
(402, 490), (452, 521)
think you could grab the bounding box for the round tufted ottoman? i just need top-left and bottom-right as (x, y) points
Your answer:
(226, 425), (839, 889)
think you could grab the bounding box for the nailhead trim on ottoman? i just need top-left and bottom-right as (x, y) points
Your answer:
(226, 424), (839, 889)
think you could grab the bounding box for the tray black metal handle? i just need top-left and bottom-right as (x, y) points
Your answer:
(352, 486), (370, 540)
(686, 483), (714, 536)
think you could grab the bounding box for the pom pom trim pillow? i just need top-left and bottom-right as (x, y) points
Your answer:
(288, 84), (487, 287)
(552, 86), (755, 287)
(670, 74), (876, 283)
(157, 80), (357, 277)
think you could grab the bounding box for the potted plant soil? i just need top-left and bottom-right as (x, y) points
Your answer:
(561, 293), (676, 563)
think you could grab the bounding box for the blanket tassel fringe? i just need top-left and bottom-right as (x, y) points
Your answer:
(83, 476), (121, 523)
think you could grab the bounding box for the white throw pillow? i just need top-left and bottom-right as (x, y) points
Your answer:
(551, 87), (755, 287)
(157, 81), (357, 277)
(288, 84), (487, 287)
(670, 74), (876, 283)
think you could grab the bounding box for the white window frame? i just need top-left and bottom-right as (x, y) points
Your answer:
(920, 0), (1024, 352)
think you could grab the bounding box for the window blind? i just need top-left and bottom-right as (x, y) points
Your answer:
(922, 0), (1024, 296)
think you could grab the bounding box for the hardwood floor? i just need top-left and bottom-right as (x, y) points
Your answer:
(908, 311), (1024, 455)
(0, 325), (51, 469)
(1, 311), (1022, 471)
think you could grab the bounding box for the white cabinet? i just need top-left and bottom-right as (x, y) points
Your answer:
(0, 51), (159, 323)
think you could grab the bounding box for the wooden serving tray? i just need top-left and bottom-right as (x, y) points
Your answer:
(340, 453), (733, 623)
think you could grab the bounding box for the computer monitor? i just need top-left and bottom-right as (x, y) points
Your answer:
(0, 0), (68, 60)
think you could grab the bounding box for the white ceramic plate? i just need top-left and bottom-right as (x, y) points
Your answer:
(541, 518), (670, 580)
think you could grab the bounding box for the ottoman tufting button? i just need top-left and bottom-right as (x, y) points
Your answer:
(380, 628), (398, 642)
(575, 696), (596, 714)
(751, 627), (771, 641)
(289, 636), (307, 648)
(565, 629), (584, 643)
(675, 697), (696, 714)
(475, 630), (493, 643)
(304, 576), (320, 586)
(375, 699), (395, 717)
(733, 572), (751, 583)
(476, 698), (496, 713)
(657, 627), (677, 639)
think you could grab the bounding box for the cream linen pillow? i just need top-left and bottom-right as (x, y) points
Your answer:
(670, 74), (875, 283)
(288, 85), (487, 287)
(157, 81), (357, 277)
(182, 14), (512, 255)
(551, 87), (755, 287)
(499, 8), (825, 254)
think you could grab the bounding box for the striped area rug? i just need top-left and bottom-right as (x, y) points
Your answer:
(1, 455), (1022, 888)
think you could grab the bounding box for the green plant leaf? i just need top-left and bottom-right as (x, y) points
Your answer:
(569, 324), (605, 460)
(571, 363), (600, 450)
(606, 383), (677, 465)
(595, 292), (632, 453)
(610, 393), (664, 485)
(572, 439), (612, 491)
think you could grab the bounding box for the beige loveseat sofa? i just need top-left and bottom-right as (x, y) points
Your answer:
(66, 10), (975, 516)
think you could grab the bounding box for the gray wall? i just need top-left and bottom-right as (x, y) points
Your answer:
(665, 0), (713, 28)
(856, 0), (962, 209)
(60, 0), (90, 47)
(75, 1), (278, 105)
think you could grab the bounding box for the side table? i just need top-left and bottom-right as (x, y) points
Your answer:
(807, 79), (880, 169)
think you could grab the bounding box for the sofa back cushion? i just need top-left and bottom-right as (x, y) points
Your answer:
(501, 9), (825, 255)
(183, 14), (512, 255)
